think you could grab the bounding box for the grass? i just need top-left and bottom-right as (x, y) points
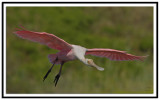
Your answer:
(6, 7), (153, 93)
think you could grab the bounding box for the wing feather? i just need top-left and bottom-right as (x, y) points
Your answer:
(14, 27), (72, 51)
(86, 48), (146, 61)
(118, 54), (123, 61)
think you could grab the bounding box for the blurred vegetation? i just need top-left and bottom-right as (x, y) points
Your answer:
(6, 7), (153, 94)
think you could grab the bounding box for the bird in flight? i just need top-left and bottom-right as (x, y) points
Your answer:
(14, 26), (146, 87)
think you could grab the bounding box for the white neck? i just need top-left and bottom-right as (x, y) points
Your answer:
(71, 45), (87, 64)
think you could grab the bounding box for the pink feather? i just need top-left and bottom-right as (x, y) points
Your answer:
(13, 28), (72, 51)
(86, 49), (146, 61)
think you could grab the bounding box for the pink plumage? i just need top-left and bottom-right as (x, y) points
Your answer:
(14, 28), (72, 51)
(13, 26), (147, 86)
(86, 49), (146, 61)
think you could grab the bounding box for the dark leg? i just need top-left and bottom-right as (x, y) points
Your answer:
(43, 57), (58, 82)
(54, 62), (65, 87)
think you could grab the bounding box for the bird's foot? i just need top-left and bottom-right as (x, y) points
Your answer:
(43, 69), (51, 82)
(54, 74), (60, 87)
(43, 61), (57, 82)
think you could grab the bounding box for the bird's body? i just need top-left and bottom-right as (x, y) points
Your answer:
(50, 50), (75, 64)
(48, 45), (86, 64)
(14, 26), (146, 86)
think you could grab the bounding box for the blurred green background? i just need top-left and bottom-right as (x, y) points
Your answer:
(6, 7), (153, 94)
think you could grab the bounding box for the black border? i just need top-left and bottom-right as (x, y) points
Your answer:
(2, 2), (158, 98)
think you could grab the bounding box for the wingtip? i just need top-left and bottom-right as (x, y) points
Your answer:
(142, 55), (149, 59)
(137, 55), (148, 61)
(13, 31), (16, 34)
(19, 24), (26, 30)
(13, 31), (20, 35)
(13, 25), (28, 35)
(145, 55), (149, 57)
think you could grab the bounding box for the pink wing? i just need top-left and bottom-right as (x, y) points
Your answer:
(14, 27), (72, 51)
(86, 49), (146, 61)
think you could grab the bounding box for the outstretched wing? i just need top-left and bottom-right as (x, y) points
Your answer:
(14, 27), (72, 51)
(86, 49), (146, 61)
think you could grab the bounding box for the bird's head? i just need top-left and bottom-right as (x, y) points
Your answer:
(84, 58), (104, 71)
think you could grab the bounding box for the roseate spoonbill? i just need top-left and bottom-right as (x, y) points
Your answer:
(14, 26), (146, 87)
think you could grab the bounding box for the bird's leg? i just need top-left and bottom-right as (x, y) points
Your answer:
(43, 57), (58, 82)
(54, 61), (64, 87)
